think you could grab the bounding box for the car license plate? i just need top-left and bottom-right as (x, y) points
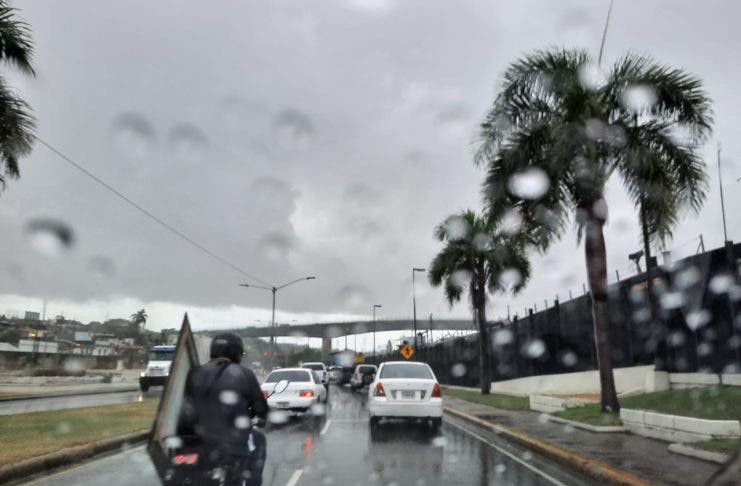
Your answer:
(401, 391), (415, 399)
(276, 401), (289, 408)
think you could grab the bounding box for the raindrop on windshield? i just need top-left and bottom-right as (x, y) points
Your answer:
(310, 403), (326, 416)
(592, 198), (609, 221)
(432, 436), (447, 448)
(709, 274), (733, 294)
(164, 436), (183, 449)
(450, 363), (466, 377)
(472, 232), (492, 252)
(584, 118), (605, 141)
(660, 291), (684, 310)
(63, 359), (86, 376)
(268, 410), (289, 425)
(686, 310), (711, 331)
(111, 112), (156, 158)
(234, 416), (250, 429)
(667, 331), (686, 347)
(521, 338), (546, 359)
(56, 421), (72, 434)
(493, 328), (514, 346)
(169, 123), (208, 160)
(219, 390), (239, 405)
(559, 350), (578, 368)
(499, 268), (522, 291)
(25, 219), (74, 258)
(577, 63), (608, 91)
(675, 266), (701, 290)
(451, 269), (472, 289)
(442, 214), (470, 241)
(507, 167), (550, 200)
(500, 207), (523, 235)
(620, 84), (658, 113)
(494, 464), (507, 474)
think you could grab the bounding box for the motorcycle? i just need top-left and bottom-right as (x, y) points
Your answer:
(162, 380), (289, 486)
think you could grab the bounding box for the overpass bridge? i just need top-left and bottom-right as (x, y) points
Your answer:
(209, 319), (475, 357)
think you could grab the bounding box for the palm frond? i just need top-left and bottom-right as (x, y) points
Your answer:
(0, 2), (34, 75)
(0, 76), (34, 188)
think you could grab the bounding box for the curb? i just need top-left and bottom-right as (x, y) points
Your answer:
(547, 415), (626, 433)
(667, 443), (730, 465)
(444, 406), (650, 486)
(0, 430), (148, 485)
(0, 385), (140, 402)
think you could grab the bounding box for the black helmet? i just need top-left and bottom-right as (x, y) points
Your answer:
(210, 333), (244, 363)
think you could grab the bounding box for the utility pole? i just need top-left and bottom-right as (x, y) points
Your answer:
(373, 304), (382, 362)
(412, 268), (425, 353)
(718, 143), (729, 242)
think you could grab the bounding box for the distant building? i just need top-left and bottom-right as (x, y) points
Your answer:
(74, 331), (94, 355)
(17, 339), (58, 353)
(24, 311), (40, 321)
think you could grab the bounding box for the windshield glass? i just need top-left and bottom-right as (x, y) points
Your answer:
(380, 364), (433, 380)
(151, 351), (174, 362)
(301, 363), (324, 370)
(4, 2), (741, 485)
(264, 370), (312, 383)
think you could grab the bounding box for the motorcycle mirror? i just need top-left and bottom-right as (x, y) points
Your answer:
(274, 379), (290, 394)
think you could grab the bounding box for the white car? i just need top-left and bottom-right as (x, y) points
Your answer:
(261, 368), (327, 413)
(300, 362), (329, 387)
(368, 361), (443, 432)
(350, 364), (377, 390)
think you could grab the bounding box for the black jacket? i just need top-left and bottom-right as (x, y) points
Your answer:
(178, 358), (268, 456)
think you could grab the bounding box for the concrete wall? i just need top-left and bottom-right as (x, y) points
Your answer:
(491, 367), (741, 396)
(621, 408), (741, 443)
(529, 394), (593, 413)
(491, 365), (655, 396)
(0, 351), (118, 371)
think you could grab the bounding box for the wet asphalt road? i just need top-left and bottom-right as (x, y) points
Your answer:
(20, 385), (590, 486)
(0, 390), (161, 415)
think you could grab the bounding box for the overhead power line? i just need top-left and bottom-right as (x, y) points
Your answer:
(34, 136), (272, 287)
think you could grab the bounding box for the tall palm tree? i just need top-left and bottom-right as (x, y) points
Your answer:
(429, 210), (531, 394)
(0, 2), (35, 190)
(131, 309), (148, 332)
(476, 49), (712, 411)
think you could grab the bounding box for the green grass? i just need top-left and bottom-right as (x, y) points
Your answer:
(552, 406), (622, 426)
(0, 401), (157, 466)
(684, 438), (741, 455)
(553, 386), (741, 427)
(442, 386), (530, 411)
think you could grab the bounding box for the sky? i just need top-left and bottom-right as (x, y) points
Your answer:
(1, 0), (740, 346)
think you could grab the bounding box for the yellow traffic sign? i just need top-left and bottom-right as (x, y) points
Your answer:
(400, 343), (415, 360)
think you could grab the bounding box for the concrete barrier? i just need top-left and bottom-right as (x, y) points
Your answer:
(529, 394), (593, 413)
(620, 408), (741, 443)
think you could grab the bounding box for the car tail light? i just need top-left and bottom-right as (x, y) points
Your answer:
(299, 390), (315, 398)
(373, 382), (385, 397)
(431, 383), (442, 398)
(173, 453), (198, 465)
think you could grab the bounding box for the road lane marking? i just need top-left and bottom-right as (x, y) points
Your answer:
(285, 468), (303, 486)
(447, 419), (567, 486)
(320, 419), (332, 435)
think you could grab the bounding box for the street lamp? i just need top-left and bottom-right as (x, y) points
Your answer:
(373, 304), (382, 362)
(239, 276), (316, 358)
(412, 267), (425, 353)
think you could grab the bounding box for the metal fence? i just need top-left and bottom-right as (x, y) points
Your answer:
(367, 243), (740, 387)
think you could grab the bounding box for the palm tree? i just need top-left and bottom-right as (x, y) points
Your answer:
(429, 210), (531, 394)
(131, 309), (148, 332)
(0, 2), (35, 191)
(476, 49), (712, 411)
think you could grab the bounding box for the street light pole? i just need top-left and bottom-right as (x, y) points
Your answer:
(373, 304), (382, 362)
(240, 276), (316, 364)
(412, 268), (425, 353)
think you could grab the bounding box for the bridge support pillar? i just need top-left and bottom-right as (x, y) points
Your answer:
(321, 336), (332, 360)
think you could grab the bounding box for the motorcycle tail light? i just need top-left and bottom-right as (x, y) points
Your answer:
(263, 392), (269, 399)
(299, 390), (315, 398)
(173, 453), (198, 465)
(374, 382), (385, 397)
(431, 383), (442, 398)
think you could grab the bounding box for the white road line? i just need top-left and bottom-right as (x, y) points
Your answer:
(319, 419), (332, 435)
(447, 419), (567, 486)
(285, 468), (303, 486)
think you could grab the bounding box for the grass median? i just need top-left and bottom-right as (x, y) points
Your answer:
(553, 386), (741, 426)
(0, 401), (157, 467)
(442, 386), (530, 410)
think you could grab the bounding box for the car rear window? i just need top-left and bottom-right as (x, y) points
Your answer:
(301, 363), (324, 370)
(264, 370), (312, 383)
(379, 364), (433, 379)
(357, 365), (376, 374)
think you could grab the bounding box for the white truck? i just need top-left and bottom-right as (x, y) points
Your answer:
(139, 345), (176, 391)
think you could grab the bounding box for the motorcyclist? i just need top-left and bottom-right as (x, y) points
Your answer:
(178, 333), (268, 486)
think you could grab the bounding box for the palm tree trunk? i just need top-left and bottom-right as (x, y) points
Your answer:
(584, 209), (620, 412)
(475, 271), (491, 395)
